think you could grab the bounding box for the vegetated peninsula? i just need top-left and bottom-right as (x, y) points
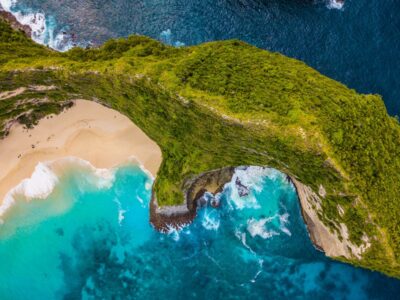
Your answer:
(0, 17), (399, 278)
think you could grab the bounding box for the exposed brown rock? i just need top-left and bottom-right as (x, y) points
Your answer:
(150, 167), (235, 231)
(289, 176), (369, 259)
(0, 10), (32, 37)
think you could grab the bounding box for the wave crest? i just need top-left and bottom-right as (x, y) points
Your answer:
(0, 157), (116, 221)
(0, 0), (73, 51)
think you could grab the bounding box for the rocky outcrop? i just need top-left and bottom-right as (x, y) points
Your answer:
(150, 167), (234, 231)
(0, 10), (31, 37)
(150, 165), (370, 260)
(290, 177), (370, 259)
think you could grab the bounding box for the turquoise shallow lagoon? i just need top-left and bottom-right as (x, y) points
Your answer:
(0, 162), (399, 299)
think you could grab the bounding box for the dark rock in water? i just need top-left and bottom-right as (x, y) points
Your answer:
(235, 177), (249, 197)
(197, 195), (208, 208)
(210, 198), (220, 208)
(150, 167), (235, 231)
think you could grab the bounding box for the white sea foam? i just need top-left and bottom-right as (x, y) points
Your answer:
(201, 210), (220, 231)
(166, 225), (181, 241)
(247, 217), (279, 239)
(136, 195), (144, 205)
(245, 213), (292, 239)
(0, 0), (73, 51)
(166, 222), (191, 240)
(0, 157), (116, 220)
(279, 212), (292, 236)
(118, 209), (126, 224)
(0, 0), (16, 11)
(124, 156), (155, 186)
(225, 166), (284, 210)
(220, 166), (295, 239)
(235, 229), (256, 254)
(246, 213), (292, 239)
(0, 162), (59, 219)
(327, 0), (344, 10)
(160, 29), (185, 47)
(250, 259), (264, 283)
(58, 157), (115, 190)
(113, 198), (126, 225)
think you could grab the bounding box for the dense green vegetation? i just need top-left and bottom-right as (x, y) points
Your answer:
(0, 17), (399, 278)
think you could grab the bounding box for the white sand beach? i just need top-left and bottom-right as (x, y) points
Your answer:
(0, 99), (162, 207)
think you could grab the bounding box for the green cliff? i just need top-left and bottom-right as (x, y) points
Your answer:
(0, 18), (399, 277)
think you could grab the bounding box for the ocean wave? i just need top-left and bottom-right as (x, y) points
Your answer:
(247, 217), (280, 239)
(0, 157), (116, 221)
(0, 0), (73, 51)
(160, 29), (185, 47)
(279, 212), (292, 236)
(235, 229), (256, 254)
(246, 212), (292, 239)
(327, 0), (344, 10)
(201, 209), (220, 231)
(0, 0), (15, 11)
(166, 225), (182, 241)
(0, 162), (59, 222)
(113, 197), (126, 225)
(224, 166), (288, 210)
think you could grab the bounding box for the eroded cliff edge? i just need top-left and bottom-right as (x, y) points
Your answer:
(150, 167), (235, 231)
(289, 177), (370, 260)
(150, 166), (370, 262)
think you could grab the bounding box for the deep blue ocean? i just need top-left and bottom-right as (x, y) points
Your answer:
(1, 0), (399, 115)
(0, 162), (399, 299)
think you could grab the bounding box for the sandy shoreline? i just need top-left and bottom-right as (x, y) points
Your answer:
(0, 100), (162, 206)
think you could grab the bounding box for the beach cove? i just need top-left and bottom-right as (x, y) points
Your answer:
(0, 99), (162, 219)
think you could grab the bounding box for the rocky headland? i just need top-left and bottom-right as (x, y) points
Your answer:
(0, 10), (31, 37)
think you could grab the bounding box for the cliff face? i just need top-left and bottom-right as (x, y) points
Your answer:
(0, 10), (31, 37)
(290, 177), (370, 259)
(150, 167), (235, 231)
(150, 166), (370, 261)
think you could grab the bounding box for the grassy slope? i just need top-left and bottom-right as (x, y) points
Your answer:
(0, 19), (399, 277)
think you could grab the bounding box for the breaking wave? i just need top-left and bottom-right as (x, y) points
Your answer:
(0, 157), (116, 222)
(159, 29), (185, 47)
(327, 0), (344, 10)
(0, 0), (73, 50)
(247, 217), (280, 239)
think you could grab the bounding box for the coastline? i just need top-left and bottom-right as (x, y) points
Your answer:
(0, 9), (31, 37)
(0, 99), (162, 212)
(289, 176), (370, 259)
(0, 95), (366, 260)
(150, 167), (235, 231)
(150, 164), (369, 262)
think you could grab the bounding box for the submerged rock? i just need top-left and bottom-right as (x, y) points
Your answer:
(235, 177), (249, 197)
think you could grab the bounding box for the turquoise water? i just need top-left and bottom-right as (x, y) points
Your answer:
(0, 163), (399, 299)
